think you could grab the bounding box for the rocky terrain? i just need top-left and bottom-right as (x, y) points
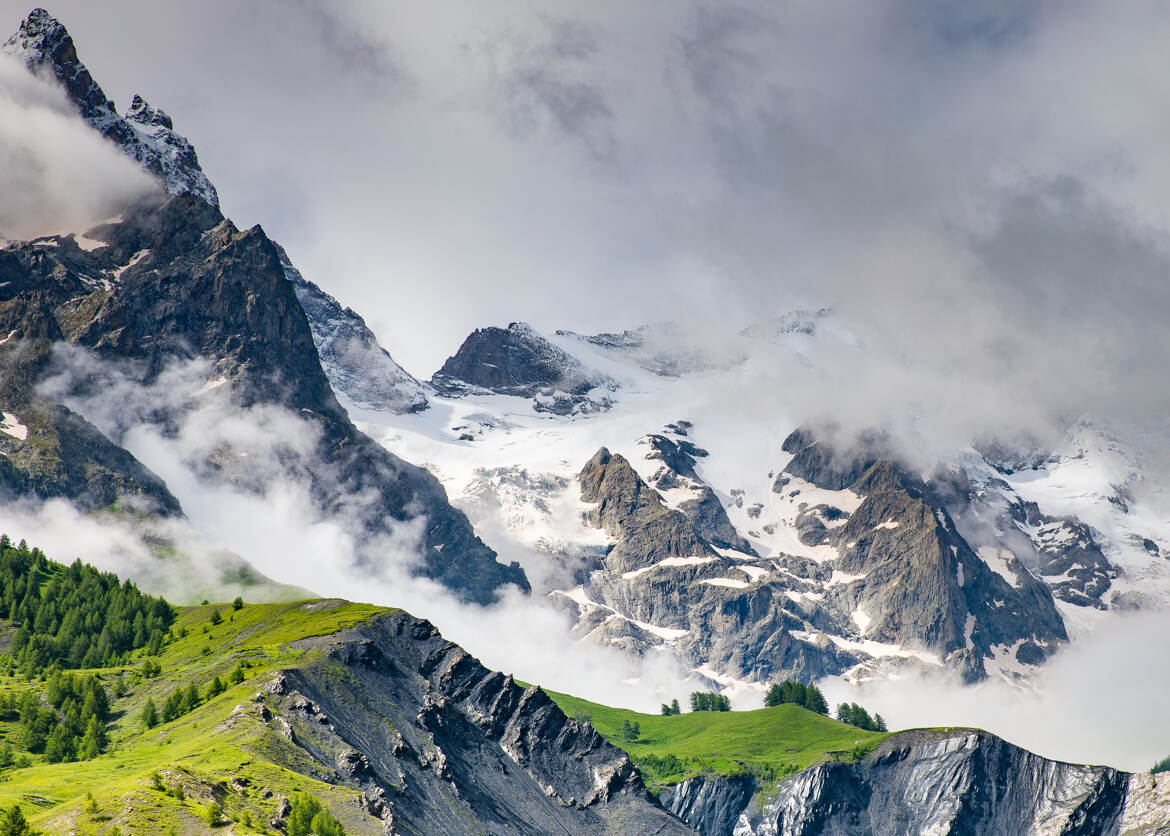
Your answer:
(352, 314), (1170, 694)
(0, 192), (526, 603)
(4, 8), (218, 207)
(660, 729), (1170, 835)
(3, 9), (427, 419)
(432, 321), (616, 414)
(265, 609), (692, 835)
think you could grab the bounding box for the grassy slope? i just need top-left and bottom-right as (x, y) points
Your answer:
(0, 599), (390, 834)
(0, 597), (891, 830)
(543, 689), (889, 787)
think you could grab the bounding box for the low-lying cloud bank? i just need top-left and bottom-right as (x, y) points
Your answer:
(822, 608), (1170, 773)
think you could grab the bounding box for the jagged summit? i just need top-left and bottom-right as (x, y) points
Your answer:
(3, 7), (220, 207)
(3, 7), (433, 415)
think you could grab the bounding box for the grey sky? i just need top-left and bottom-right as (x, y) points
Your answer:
(4, 1), (1170, 471)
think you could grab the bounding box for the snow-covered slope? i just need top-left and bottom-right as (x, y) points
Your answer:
(276, 245), (428, 413)
(347, 318), (1170, 695)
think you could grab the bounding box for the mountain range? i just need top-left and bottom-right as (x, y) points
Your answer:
(1, 7), (1169, 834)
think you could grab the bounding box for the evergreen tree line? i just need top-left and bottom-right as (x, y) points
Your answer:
(689, 691), (731, 712)
(0, 805), (41, 835)
(142, 665), (245, 729)
(0, 672), (111, 763)
(0, 535), (175, 673)
(659, 698), (681, 716)
(764, 680), (829, 715)
(836, 702), (887, 732)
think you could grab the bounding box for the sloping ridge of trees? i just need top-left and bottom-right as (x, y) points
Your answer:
(0, 535), (175, 673)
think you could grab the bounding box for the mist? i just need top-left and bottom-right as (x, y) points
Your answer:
(7, 1), (1169, 501)
(821, 608), (1170, 773)
(0, 50), (156, 239)
(30, 346), (702, 713)
(3, 0), (1170, 773)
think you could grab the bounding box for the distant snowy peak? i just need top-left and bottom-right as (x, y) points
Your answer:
(276, 245), (428, 414)
(433, 322), (615, 415)
(2, 8), (219, 207)
(564, 321), (745, 377)
(741, 307), (832, 341)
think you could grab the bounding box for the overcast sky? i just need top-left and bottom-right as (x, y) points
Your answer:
(4, 1), (1170, 460)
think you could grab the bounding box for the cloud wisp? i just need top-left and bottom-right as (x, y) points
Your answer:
(0, 50), (156, 239)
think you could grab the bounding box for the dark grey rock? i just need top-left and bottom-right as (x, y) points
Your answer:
(272, 610), (695, 835)
(660, 775), (755, 836)
(737, 730), (1132, 836)
(0, 194), (528, 605)
(276, 245), (427, 414)
(433, 322), (613, 413)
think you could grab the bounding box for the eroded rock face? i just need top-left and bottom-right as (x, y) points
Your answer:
(265, 611), (694, 835)
(276, 245), (429, 415)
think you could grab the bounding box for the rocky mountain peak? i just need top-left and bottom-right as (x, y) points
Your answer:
(3, 7), (220, 208)
(433, 321), (614, 414)
(125, 93), (173, 130)
(4, 8), (109, 122)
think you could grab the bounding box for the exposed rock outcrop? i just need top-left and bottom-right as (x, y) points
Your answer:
(264, 610), (695, 835)
(433, 322), (614, 414)
(276, 245), (428, 414)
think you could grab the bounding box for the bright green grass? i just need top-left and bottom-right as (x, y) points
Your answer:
(544, 689), (889, 787)
(0, 598), (393, 834)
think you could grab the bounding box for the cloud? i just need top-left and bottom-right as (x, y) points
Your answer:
(477, 16), (616, 160)
(0, 51), (157, 239)
(820, 608), (1170, 772)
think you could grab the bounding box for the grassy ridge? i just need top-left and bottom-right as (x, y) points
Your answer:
(544, 689), (889, 786)
(0, 599), (390, 834)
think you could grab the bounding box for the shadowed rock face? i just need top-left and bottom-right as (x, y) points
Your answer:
(275, 245), (428, 414)
(740, 731), (1133, 836)
(574, 447), (858, 682)
(779, 428), (1068, 681)
(5, 9), (427, 418)
(261, 609), (695, 835)
(644, 433), (756, 555)
(0, 194), (528, 604)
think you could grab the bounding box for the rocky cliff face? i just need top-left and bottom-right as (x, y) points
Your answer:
(558, 422), (1074, 685)
(660, 730), (1170, 836)
(433, 322), (615, 414)
(2, 9), (524, 602)
(567, 445), (860, 683)
(250, 608), (695, 835)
